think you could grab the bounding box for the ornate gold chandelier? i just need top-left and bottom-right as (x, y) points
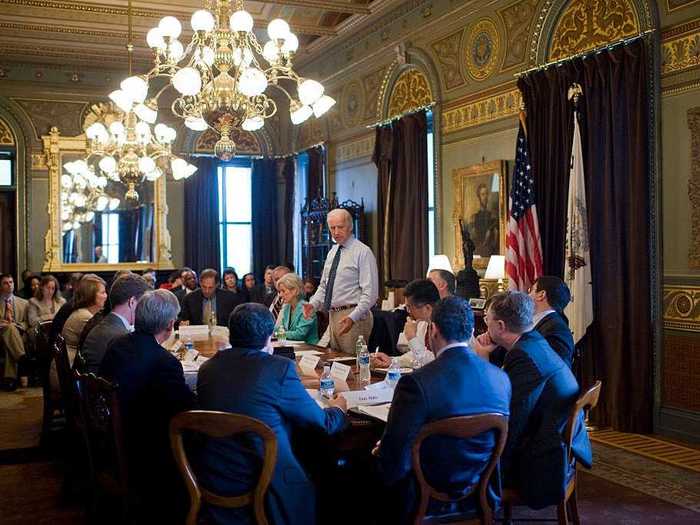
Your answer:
(115, 0), (335, 160)
(83, 0), (197, 201)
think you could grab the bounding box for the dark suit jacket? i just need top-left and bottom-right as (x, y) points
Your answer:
(179, 288), (244, 326)
(534, 311), (574, 368)
(196, 347), (347, 525)
(99, 332), (195, 519)
(378, 345), (511, 522)
(501, 330), (592, 509)
(82, 312), (129, 374)
(172, 286), (188, 307)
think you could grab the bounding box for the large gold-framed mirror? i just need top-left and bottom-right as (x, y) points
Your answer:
(42, 126), (174, 272)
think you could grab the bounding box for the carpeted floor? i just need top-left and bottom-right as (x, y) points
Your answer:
(1, 387), (700, 524)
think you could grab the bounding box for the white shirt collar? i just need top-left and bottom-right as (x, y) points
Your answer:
(435, 341), (470, 359)
(532, 309), (556, 326)
(112, 311), (133, 332)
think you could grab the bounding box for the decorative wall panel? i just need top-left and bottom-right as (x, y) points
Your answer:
(548, 0), (640, 60)
(689, 107), (700, 268)
(442, 87), (521, 134)
(663, 284), (700, 331)
(498, 0), (539, 70)
(12, 98), (87, 139)
(194, 128), (261, 155)
(464, 18), (501, 81)
(335, 134), (375, 163)
(387, 68), (432, 118)
(663, 332), (700, 412)
(661, 22), (700, 76)
(341, 80), (365, 128)
(362, 66), (388, 122)
(0, 118), (15, 145)
(666, 0), (700, 12)
(430, 30), (465, 91)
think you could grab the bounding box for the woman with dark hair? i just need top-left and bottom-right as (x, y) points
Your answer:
(303, 278), (317, 301)
(19, 274), (41, 300)
(242, 272), (265, 304)
(27, 275), (65, 329)
(222, 267), (249, 303)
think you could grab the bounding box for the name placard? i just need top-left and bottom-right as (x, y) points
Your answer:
(340, 387), (394, 409)
(330, 361), (351, 381)
(299, 354), (320, 374)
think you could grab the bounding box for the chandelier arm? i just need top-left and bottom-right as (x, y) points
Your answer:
(267, 82), (295, 103)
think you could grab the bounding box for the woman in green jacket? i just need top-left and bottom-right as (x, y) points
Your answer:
(276, 273), (319, 344)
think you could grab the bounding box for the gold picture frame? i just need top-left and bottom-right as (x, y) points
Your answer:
(41, 126), (174, 272)
(452, 160), (507, 270)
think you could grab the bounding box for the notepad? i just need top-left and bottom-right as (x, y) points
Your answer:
(356, 403), (391, 423)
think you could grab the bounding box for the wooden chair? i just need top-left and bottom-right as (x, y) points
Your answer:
(52, 334), (81, 428)
(503, 380), (603, 525)
(170, 411), (278, 525)
(75, 372), (130, 519)
(34, 320), (65, 445)
(411, 413), (509, 525)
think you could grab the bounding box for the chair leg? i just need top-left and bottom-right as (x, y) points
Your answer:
(567, 488), (580, 525)
(557, 501), (568, 525)
(503, 502), (513, 525)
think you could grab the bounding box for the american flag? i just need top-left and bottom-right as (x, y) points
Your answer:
(506, 118), (543, 291)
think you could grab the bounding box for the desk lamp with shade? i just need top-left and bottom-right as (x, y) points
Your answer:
(426, 254), (454, 276)
(484, 255), (506, 293)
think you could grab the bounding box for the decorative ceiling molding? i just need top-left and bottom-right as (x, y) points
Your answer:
(661, 19), (700, 76)
(689, 107), (700, 269)
(441, 85), (521, 135)
(387, 67), (432, 117)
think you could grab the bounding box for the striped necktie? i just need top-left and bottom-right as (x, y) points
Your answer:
(323, 245), (343, 312)
(4, 298), (14, 323)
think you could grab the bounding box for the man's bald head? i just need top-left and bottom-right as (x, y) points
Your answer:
(327, 208), (353, 245)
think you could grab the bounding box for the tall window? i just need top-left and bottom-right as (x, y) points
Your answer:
(0, 150), (13, 187)
(426, 110), (436, 258)
(101, 213), (120, 263)
(218, 160), (253, 274)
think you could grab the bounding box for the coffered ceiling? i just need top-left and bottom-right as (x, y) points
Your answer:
(0, 0), (391, 71)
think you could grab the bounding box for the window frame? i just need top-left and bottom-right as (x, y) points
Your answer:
(218, 158), (253, 274)
(0, 148), (15, 190)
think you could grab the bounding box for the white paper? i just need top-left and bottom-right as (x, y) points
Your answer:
(299, 354), (320, 373)
(179, 325), (210, 337)
(330, 361), (351, 381)
(295, 350), (324, 356)
(340, 388), (393, 409)
(375, 367), (413, 374)
(364, 380), (390, 391)
(327, 356), (356, 363)
(182, 348), (199, 363)
(356, 403), (391, 422)
(305, 388), (327, 409)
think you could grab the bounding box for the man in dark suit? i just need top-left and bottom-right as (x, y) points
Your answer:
(99, 289), (195, 522)
(179, 268), (243, 326)
(529, 276), (575, 368)
(196, 303), (348, 525)
(82, 273), (149, 374)
(173, 267), (197, 307)
(377, 296), (511, 523)
(478, 291), (591, 509)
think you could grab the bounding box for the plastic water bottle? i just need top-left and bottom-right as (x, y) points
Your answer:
(208, 310), (216, 336)
(358, 337), (370, 384)
(277, 325), (287, 344)
(319, 365), (335, 398)
(386, 358), (401, 389)
(355, 335), (365, 368)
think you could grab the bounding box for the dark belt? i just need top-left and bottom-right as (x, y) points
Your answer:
(330, 304), (357, 312)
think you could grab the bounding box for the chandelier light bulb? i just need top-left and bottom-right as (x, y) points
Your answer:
(168, 40), (185, 62)
(238, 67), (268, 97)
(98, 156), (117, 174)
(185, 117), (208, 131)
(96, 196), (109, 212)
(171, 157), (187, 179)
(263, 41), (280, 63)
(74, 194), (87, 208)
(172, 67), (202, 96)
(138, 156), (156, 173)
(191, 9), (215, 32)
(158, 16), (182, 39)
(233, 47), (254, 67)
(72, 221), (81, 230)
(74, 160), (90, 176)
(60, 174), (72, 189)
(230, 10), (254, 32)
(96, 176), (108, 188)
(290, 102), (313, 125)
(86, 122), (108, 143)
(109, 121), (126, 137)
(61, 209), (71, 221)
(242, 116), (264, 131)
(134, 102), (158, 124)
(282, 33), (299, 54)
(146, 27), (167, 50)
(154, 123), (169, 141)
(135, 121), (152, 144)
(84, 211), (95, 222)
(267, 18), (290, 40)
(109, 89), (133, 112)
(120, 76), (149, 104)
(312, 95), (336, 117)
(62, 222), (72, 232)
(298, 79), (324, 106)
(145, 167), (163, 181)
(109, 198), (121, 211)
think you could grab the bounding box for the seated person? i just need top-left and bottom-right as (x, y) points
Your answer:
(303, 277), (317, 301)
(179, 268), (243, 326)
(372, 279), (440, 369)
(173, 268), (197, 306)
(475, 292), (591, 508)
(196, 303), (347, 525)
(376, 296), (511, 524)
(27, 275), (66, 329)
(529, 276), (575, 368)
(18, 273), (40, 300)
(99, 289), (195, 522)
(427, 269), (455, 299)
(276, 273), (319, 344)
(82, 273), (148, 374)
(0, 273), (29, 391)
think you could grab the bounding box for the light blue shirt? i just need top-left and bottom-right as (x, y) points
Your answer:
(310, 235), (379, 322)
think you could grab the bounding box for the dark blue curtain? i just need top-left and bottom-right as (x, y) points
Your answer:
(185, 157), (221, 272)
(252, 158), (281, 277)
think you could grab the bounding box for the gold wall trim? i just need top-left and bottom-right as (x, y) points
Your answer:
(0, 22), (124, 39)
(663, 285), (700, 332)
(335, 134), (375, 163)
(441, 87), (521, 135)
(0, 117), (16, 146)
(666, 0), (700, 14)
(690, 107), (700, 269)
(662, 79), (700, 96)
(387, 68), (433, 118)
(661, 24), (700, 76)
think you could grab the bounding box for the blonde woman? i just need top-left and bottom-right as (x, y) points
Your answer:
(27, 275), (65, 329)
(276, 273), (319, 344)
(61, 274), (107, 364)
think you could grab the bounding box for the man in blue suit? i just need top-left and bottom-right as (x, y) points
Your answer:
(377, 296), (512, 524)
(196, 303), (348, 525)
(479, 291), (592, 509)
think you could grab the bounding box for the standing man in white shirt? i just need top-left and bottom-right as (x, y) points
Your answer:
(303, 209), (378, 354)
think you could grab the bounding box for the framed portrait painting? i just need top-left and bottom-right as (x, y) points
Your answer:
(452, 160), (507, 270)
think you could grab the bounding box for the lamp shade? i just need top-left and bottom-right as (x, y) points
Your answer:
(484, 255), (506, 280)
(426, 254), (453, 277)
